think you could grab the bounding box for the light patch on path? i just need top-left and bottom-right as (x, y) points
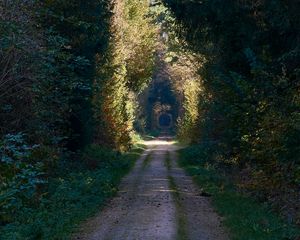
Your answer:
(73, 140), (229, 240)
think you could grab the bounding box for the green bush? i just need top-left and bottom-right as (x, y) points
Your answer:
(0, 144), (143, 240)
(0, 133), (45, 225)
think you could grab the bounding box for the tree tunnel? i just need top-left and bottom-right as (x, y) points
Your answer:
(141, 54), (179, 133)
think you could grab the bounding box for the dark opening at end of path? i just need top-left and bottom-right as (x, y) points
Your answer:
(159, 113), (172, 128)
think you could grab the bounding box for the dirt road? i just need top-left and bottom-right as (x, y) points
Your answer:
(74, 139), (228, 240)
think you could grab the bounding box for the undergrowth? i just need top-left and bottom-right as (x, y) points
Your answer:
(0, 144), (145, 240)
(178, 145), (300, 240)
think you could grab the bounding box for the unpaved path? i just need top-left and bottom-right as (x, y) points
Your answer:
(73, 139), (228, 240)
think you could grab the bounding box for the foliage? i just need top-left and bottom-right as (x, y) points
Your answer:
(164, 0), (300, 222)
(93, 0), (157, 151)
(0, 144), (145, 239)
(178, 146), (300, 240)
(0, 133), (45, 225)
(1, 0), (151, 237)
(0, 0), (112, 150)
(2, 0), (299, 237)
(33, 33), (91, 150)
(37, 0), (111, 150)
(0, 0), (38, 135)
(170, 57), (202, 142)
(148, 4), (203, 140)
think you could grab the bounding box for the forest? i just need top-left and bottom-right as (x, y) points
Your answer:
(0, 0), (299, 239)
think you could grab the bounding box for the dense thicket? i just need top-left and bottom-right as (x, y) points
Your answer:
(1, 0), (112, 147)
(142, 5), (201, 136)
(0, 0), (155, 228)
(39, 0), (112, 151)
(164, 0), (300, 222)
(1, 0), (299, 235)
(0, 0), (111, 226)
(93, 0), (157, 151)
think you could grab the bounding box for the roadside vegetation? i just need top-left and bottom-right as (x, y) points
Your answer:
(163, 0), (300, 227)
(178, 146), (300, 240)
(1, 0), (299, 239)
(1, 144), (145, 239)
(1, 0), (154, 238)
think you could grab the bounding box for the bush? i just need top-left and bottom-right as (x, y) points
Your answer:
(0, 144), (141, 239)
(0, 133), (45, 225)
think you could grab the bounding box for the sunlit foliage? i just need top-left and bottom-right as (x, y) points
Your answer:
(93, 0), (157, 151)
(0, 0), (155, 230)
(151, 5), (203, 142)
(164, 0), (300, 222)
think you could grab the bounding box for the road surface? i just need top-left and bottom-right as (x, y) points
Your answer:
(74, 139), (228, 240)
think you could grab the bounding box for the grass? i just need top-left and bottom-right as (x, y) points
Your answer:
(164, 151), (171, 170)
(142, 152), (152, 170)
(178, 146), (300, 240)
(165, 152), (188, 240)
(0, 144), (145, 240)
(168, 175), (189, 240)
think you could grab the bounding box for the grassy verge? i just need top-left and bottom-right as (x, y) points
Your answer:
(178, 146), (300, 240)
(164, 151), (171, 171)
(165, 152), (187, 240)
(0, 144), (145, 240)
(142, 153), (153, 170)
(168, 175), (188, 240)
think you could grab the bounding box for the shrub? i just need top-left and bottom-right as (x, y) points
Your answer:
(0, 133), (45, 225)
